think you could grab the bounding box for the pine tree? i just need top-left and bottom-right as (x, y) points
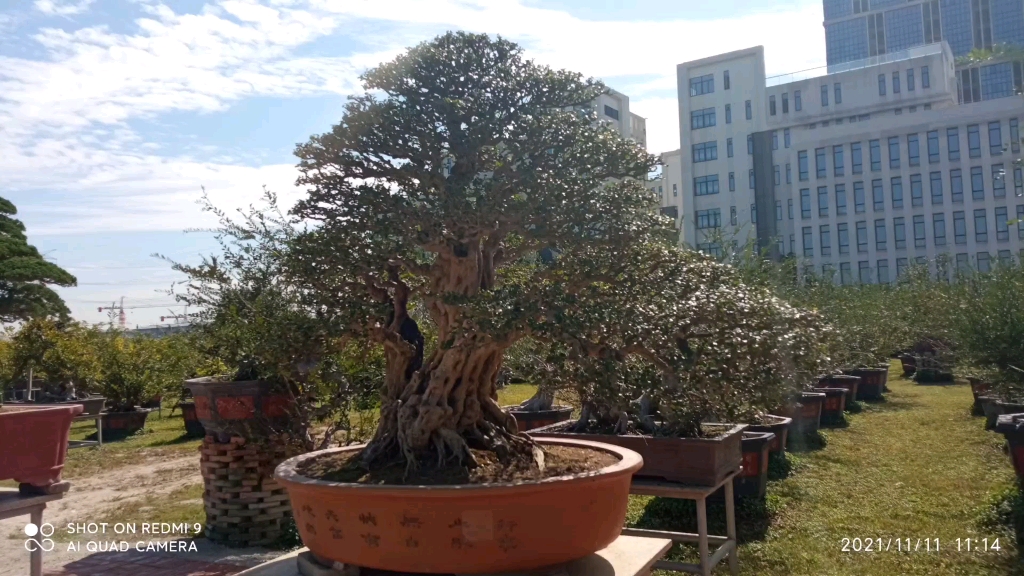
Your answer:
(0, 197), (76, 322)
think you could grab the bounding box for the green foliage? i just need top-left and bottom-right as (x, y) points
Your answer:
(9, 319), (104, 393)
(0, 196), (76, 323)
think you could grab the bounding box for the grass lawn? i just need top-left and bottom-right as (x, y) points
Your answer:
(627, 362), (1022, 575)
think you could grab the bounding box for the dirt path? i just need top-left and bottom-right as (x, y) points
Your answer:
(0, 454), (279, 575)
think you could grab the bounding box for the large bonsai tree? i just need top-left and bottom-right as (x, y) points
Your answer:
(0, 197), (76, 322)
(286, 32), (823, 471)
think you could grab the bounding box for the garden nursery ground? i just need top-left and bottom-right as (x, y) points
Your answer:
(1, 362), (1021, 576)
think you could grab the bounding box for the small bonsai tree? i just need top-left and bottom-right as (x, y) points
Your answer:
(9, 319), (104, 398)
(97, 333), (165, 412)
(284, 32), (826, 471)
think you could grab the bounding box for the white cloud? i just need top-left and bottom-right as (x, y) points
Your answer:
(34, 0), (95, 17)
(2, 0), (827, 235)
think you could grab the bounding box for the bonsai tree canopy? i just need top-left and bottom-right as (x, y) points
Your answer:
(0, 197), (76, 323)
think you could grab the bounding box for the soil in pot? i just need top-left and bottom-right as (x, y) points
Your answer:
(276, 438), (641, 574)
(505, 405), (573, 433)
(812, 387), (847, 426)
(745, 414), (791, 455)
(529, 421), (744, 486)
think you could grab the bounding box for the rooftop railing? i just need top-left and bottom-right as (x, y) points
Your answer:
(766, 43), (946, 88)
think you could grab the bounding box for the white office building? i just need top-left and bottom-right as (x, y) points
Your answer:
(597, 88), (647, 148)
(665, 41), (1024, 282)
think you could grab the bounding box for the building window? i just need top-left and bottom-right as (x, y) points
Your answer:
(794, 90), (802, 111)
(836, 184), (848, 215)
(724, 70), (730, 90)
(954, 211), (967, 244)
(951, 169), (964, 203)
(907, 68), (915, 91)
(911, 174), (923, 207)
(786, 163), (792, 184)
(773, 131), (779, 150)
(802, 227), (813, 257)
(888, 137), (901, 169)
(851, 142), (863, 174)
(972, 0), (994, 50)
(820, 225), (832, 256)
(895, 257), (909, 278)
(975, 208), (988, 242)
(927, 130), (940, 164)
(730, 206), (737, 226)
(1011, 118), (1020, 154)
(815, 148), (827, 179)
(748, 135), (754, 155)
(875, 219), (887, 251)
(894, 217), (906, 249)
(933, 213), (946, 246)
(988, 121), (1003, 155)
(856, 221), (868, 253)
(696, 208), (721, 229)
(689, 74), (714, 97)
(604, 105), (620, 120)
(908, 134), (920, 167)
(930, 172), (943, 205)
(745, 100), (752, 120)
(1016, 167), (1024, 197)
(692, 141), (718, 163)
(776, 200), (783, 221)
(800, 189), (811, 219)
(978, 252), (991, 273)
(821, 85), (829, 107)
(993, 164), (1006, 198)
(690, 107), (716, 129)
(854, 181), (866, 213)
(868, 12), (886, 57)
(872, 179), (884, 211)
(729, 172), (735, 191)
(782, 93), (789, 113)
(948, 128), (961, 161)
(891, 176), (904, 208)
(769, 95), (777, 116)
(878, 74), (886, 96)
(818, 186), (829, 217)
(694, 175), (720, 196)
(725, 104), (732, 124)
(895, 108), (903, 116)
(788, 198), (794, 219)
(1018, 205), (1024, 239)
(833, 145), (844, 177)
(996, 206), (1009, 241)
(859, 261), (871, 284)
(840, 262), (852, 285)
(751, 203), (757, 223)
(672, 184), (678, 197)
(971, 166), (985, 199)
(749, 169), (755, 189)
(838, 223), (850, 254)
(789, 234), (795, 255)
(922, 65), (930, 88)
(893, 71), (901, 94)
(727, 138), (734, 158)
(774, 165), (781, 186)
(798, 151), (809, 181)
(913, 215), (926, 248)
(967, 124), (981, 158)
(878, 259), (890, 283)
(835, 83), (842, 104)
(869, 139), (881, 171)
(999, 250), (1012, 266)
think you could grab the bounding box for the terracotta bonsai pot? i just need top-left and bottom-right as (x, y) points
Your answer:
(787, 391), (825, 436)
(818, 375), (860, 407)
(529, 422), (745, 486)
(141, 394), (163, 409)
(185, 377), (295, 439)
(848, 368), (886, 400)
(812, 387), (847, 425)
(275, 438), (642, 574)
(900, 354), (917, 376)
(505, 405), (573, 432)
(995, 413), (1024, 482)
(102, 409), (152, 434)
(734, 431), (774, 499)
(0, 404), (82, 487)
(178, 401), (205, 438)
(745, 414), (791, 454)
(979, 395), (1002, 429)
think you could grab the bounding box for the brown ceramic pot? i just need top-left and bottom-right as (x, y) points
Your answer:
(813, 387), (848, 425)
(530, 423), (745, 486)
(818, 375), (860, 406)
(745, 414), (791, 454)
(185, 377), (295, 439)
(102, 409), (151, 434)
(735, 431), (774, 499)
(979, 395), (1002, 429)
(968, 377), (991, 415)
(848, 368), (886, 400)
(787, 391), (825, 435)
(179, 401), (205, 438)
(505, 405), (573, 432)
(0, 404), (82, 487)
(995, 413), (1024, 482)
(900, 354), (917, 376)
(275, 438), (642, 574)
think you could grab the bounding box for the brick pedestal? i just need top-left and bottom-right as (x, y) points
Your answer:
(200, 434), (298, 547)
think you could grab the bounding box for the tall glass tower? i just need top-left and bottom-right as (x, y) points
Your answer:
(823, 0), (1024, 101)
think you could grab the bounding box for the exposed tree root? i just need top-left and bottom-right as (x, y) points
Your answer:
(517, 388), (555, 412)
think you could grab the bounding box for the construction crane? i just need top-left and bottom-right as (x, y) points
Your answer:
(98, 297), (126, 329)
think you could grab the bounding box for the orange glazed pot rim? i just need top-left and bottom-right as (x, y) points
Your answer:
(274, 437), (642, 493)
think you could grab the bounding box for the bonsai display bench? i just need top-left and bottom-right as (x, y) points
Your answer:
(67, 412), (105, 449)
(621, 471), (739, 576)
(234, 535), (672, 576)
(0, 486), (66, 576)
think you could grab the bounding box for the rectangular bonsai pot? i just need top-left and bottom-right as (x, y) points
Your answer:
(0, 404), (83, 487)
(529, 422), (746, 486)
(746, 414), (791, 454)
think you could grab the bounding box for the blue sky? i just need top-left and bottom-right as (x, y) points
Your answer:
(0, 0), (827, 326)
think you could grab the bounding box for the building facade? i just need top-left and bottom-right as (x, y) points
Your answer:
(669, 40), (1024, 283)
(596, 88), (647, 147)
